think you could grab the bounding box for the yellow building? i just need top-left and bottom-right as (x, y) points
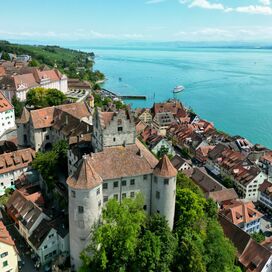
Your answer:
(0, 221), (18, 272)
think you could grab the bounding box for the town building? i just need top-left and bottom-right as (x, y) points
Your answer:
(0, 221), (18, 272)
(0, 148), (35, 195)
(258, 180), (272, 211)
(67, 107), (178, 271)
(219, 214), (272, 272)
(152, 112), (175, 136)
(28, 217), (69, 265)
(0, 68), (67, 101)
(16, 102), (92, 151)
(0, 92), (15, 137)
(136, 108), (153, 124)
(220, 200), (263, 233)
(171, 155), (192, 173)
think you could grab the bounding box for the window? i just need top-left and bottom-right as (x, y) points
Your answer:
(3, 260), (8, 267)
(157, 210), (160, 214)
(130, 179), (135, 185)
(113, 137), (116, 142)
(117, 119), (122, 125)
(44, 245), (48, 250)
(156, 191), (160, 199)
(154, 176), (158, 183)
(143, 205), (147, 210)
(164, 179), (169, 185)
(71, 191), (76, 198)
(130, 192), (135, 198)
(42, 128), (46, 132)
(45, 135), (49, 140)
(122, 180), (127, 186)
(103, 196), (108, 202)
(122, 193), (126, 199)
(118, 127), (123, 132)
(53, 250), (57, 255)
(143, 175), (147, 180)
(49, 234), (54, 239)
(78, 206), (84, 214)
(0, 252), (8, 258)
(103, 183), (108, 189)
(97, 188), (100, 195)
(98, 200), (102, 207)
(114, 194), (118, 200)
(114, 181), (119, 188)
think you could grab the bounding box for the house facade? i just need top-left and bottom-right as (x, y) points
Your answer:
(0, 92), (15, 137)
(0, 221), (18, 272)
(0, 148), (35, 195)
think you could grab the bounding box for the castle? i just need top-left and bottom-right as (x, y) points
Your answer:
(67, 107), (177, 271)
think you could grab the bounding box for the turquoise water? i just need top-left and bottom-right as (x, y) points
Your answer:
(83, 47), (272, 148)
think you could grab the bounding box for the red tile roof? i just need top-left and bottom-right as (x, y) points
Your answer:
(221, 200), (263, 225)
(67, 155), (103, 190)
(154, 155), (177, 178)
(13, 73), (38, 90)
(0, 148), (35, 175)
(0, 221), (15, 246)
(0, 91), (13, 113)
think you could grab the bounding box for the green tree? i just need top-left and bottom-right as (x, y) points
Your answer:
(204, 219), (238, 272)
(157, 146), (169, 159)
(222, 176), (234, 188)
(252, 231), (265, 243)
(28, 59), (40, 67)
(26, 87), (66, 108)
(11, 95), (24, 117)
(176, 172), (203, 197)
(46, 88), (66, 106)
(81, 195), (146, 272)
(1, 51), (10, 60)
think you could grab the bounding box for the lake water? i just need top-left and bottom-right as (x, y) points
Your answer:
(81, 46), (272, 148)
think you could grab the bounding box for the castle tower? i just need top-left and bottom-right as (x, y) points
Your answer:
(152, 155), (177, 230)
(92, 108), (136, 152)
(67, 155), (103, 271)
(16, 107), (30, 147)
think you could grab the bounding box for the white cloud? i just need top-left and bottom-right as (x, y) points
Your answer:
(188, 0), (224, 10)
(145, 0), (166, 4)
(236, 5), (272, 15)
(259, 0), (270, 6)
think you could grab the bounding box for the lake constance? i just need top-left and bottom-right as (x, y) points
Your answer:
(82, 46), (272, 148)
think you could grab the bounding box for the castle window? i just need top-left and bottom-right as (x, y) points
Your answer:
(103, 183), (108, 189)
(130, 179), (135, 185)
(156, 191), (160, 199)
(97, 188), (101, 195)
(118, 126), (123, 132)
(164, 179), (169, 185)
(113, 137), (116, 142)
(78, 206), (84, 214)
(154, 177), (158, 183)
(98, 200), (102, 207)
(114, 181), (119, 188)
(114, 194), (118, 200)
(157, 210), (160, 214)
(103, 196), (108, 202)
(130, 192), (135, 198)
(71, 191), (76, 198)
(143, 205), (147, 210)
(46, 135), (49, 140)
(122, 193), (126, 199)
(122, 180), (127, 186)
(143, 175), (147, 180)
(42, 128), (46, 132)
(117, 119), (122, 125)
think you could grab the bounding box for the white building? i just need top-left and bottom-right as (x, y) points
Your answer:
(28, 217), (69, 265)
(0, 68), (67, 102)
(0, 221), (18, 272)
(67, 108), (178, 271)
(0, 91), (15, 137)
(0, 148), (35, 195)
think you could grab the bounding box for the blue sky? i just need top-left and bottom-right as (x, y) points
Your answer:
(1, 0), (272, 43)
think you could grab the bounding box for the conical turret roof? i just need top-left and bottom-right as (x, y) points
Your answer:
(67, 155), (102, 189)
(17, 107), (30, 124)
(153, 155), (177, 178)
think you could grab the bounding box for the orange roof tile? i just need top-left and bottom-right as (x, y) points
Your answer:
(154, 155), (177, 178)
(0, 221), (15, 246)
(0, 91), (13, 113)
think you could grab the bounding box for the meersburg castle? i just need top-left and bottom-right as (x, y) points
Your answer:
(67, 108), (177, 270)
